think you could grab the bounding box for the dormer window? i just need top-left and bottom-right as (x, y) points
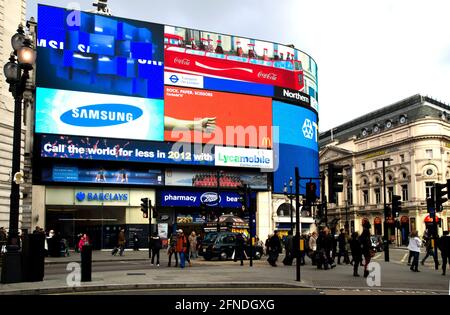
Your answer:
(361, 128), (369, 137)
(385, 119), (393, 129)
(373, 124), (380, 133)
(399, 114), (407, 124)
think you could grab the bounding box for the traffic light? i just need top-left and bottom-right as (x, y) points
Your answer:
(435, 182), (448, 212)
(305, 182), (317, 205)
(237, 184), (248, 211)
(392, 195), (402, 217)
(328, 164), (344, 204)
(150, 200), (159, 219)
(140, 197), (148, 218)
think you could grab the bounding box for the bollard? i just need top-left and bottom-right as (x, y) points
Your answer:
(81, 244), (92, 282)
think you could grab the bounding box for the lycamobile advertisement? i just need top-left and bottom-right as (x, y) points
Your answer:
(35, 87), (164, 141)
(37, 4), (164, 99)
(39, 134), (215, 166)
(215, 147), (273, 169)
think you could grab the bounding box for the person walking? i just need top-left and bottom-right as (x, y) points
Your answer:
(150, 232), (162, 266)
(176, 229), (188, 268)
(408, 230), (422, 272)
(337, 229), (350, 265)
(282, 231), (294, 266)
(421, 231), (439, 268)
(439, 231), (450, 275)
(117, 228), (126, 256)
(132, 233), (140, 251)
(167, 232), (178, 267)
(77, 233), (90, 253)
(349, 232), (363, 277)
(188, 231), (198, 259)
(234, 233), (246, 266)
(308, 231), (318, 265)
(267, 231), (282, 267)
(265, 234), (271, 257)
(407, 232), (413, 266)
(359, 228), (372, 277)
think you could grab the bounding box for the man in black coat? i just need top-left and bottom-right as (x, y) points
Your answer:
(234, 233), (246, 266)
(439, 231), (450, 276)
(267, 231), (282, 267)
(283, 231), (294, 265)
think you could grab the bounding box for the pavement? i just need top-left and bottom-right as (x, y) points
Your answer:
(0, 247), (449, 295)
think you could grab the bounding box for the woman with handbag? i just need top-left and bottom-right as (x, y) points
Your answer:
(359, 228), (372, 278)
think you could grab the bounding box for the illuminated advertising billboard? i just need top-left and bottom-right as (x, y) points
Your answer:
(272, 101), (319, 194)
(39, 134), (215, 166)
(42, 165), (164, 186)
(165, 169), (268, 190)
(164, 86), (273, 148)
(164, 25), (318, 109)
(37, 4), (164, 99)
(35, 87), (164, 141)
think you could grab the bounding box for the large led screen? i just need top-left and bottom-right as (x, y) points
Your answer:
(164, 25), (318, 110)
(37, 5), (164, 99)
(35, 88), (164, 141)
(42, 165), (164, 186)
(164, 86), (273, 148)
(165, 169), (268, 190)
(272, 101), (319, 194)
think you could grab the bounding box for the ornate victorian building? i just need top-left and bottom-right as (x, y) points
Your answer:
(320, 95), (450, 244)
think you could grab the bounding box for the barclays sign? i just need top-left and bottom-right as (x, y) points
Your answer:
(75, 191), (129, 203)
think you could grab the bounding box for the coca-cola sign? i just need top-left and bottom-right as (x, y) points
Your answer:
(174, 57), (190, 66)
(258, 71), (277, 81)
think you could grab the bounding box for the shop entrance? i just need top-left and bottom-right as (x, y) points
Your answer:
(46, 207), (126, 250)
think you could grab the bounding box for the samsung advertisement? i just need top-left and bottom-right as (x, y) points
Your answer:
(35, 87), (164, 141)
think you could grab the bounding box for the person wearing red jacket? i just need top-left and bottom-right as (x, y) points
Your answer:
(176, 229), (188, 268)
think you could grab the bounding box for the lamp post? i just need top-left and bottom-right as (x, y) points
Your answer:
(283, 178), (294, 235)
(344, 200), (349, 234)
(376, 158), (393, 262)
(2, 24), (36, 284)
(216, 170), (223, 232)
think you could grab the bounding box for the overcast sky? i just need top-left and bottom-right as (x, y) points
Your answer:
(27, 0), (450, 132)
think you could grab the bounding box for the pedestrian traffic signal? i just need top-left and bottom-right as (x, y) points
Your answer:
(140, 197), (148, 218)
(305, 182), (317, 205)
(392, 195), (402, 217)
(435, 182), (448, 212)
(150, 200), (158, 219)
(328, 164), (344, 204)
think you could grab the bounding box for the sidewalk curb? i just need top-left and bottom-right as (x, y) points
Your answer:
(45, 258), (151, 265)
(0, 282), (311, 295)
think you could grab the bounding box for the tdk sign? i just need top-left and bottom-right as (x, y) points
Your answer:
(274, 87), (311, 108)
(60, 104), (143, 127)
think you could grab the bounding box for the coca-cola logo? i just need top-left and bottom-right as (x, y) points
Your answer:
(174, 57), (190, 66)
(258, 71), (277, 81)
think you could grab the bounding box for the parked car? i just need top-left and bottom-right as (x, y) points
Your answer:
(199, 232), (263, 261)
(371, 235), (383, 252)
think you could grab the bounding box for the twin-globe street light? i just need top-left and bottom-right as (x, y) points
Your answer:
(1, 24), (36, 283)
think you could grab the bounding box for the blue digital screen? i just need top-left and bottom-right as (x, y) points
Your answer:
(272, 101), (319, 194)
(42, 165), (164, 186)
(273, 100), (319, 151)
(273, 144), (320, 195)
(37, 4), (164, 99)
(39, 134), (215, 167)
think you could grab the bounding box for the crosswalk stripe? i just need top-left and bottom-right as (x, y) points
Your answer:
(400, 253), (408, 263)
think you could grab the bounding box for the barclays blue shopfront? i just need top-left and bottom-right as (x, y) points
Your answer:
(44, 187), (155, 250)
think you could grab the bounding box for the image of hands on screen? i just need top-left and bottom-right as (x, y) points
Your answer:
(164, 117), (216, 134)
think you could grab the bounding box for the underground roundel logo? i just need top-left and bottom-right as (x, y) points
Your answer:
(169, 75), (179, 84)
(302, 119), (314, 139)
(76, 192), (86, 202)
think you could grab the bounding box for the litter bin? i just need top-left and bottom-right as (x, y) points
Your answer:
(22, 233), (45, 282)
(81, 244), (92, 282)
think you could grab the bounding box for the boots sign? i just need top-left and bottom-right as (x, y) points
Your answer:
(274, 87), (311, 109)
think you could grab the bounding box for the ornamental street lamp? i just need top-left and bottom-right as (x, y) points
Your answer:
(375, 158), (393, 263)
(1, 24), (36, 284)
